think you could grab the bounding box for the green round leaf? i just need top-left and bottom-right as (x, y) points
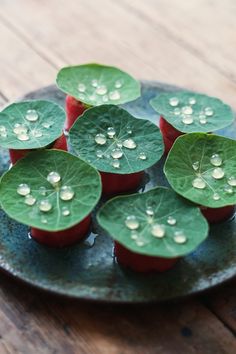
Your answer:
(97, 187), (209, 258)
(69, 105), (164, 174)
(150, 91), (234, 133)
(0, 150), (101, 231)
(56, 63), (141, 106)
(0, 100), (66, 150)
(164, 133), (236, 208)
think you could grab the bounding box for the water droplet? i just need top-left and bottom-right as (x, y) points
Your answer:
(146, 206), (154, 216)
(17, 133), (30, 141)
(0, 125), (6, 133)
(96, 150), (103, 158)
(126, 126), (132, 134)
(91, 79), (98, 87)
(102, 95), (109, 103)
(47, 171), (61, 185)
(204, 107), (214, 116)
(13, 124), (28, 135)
(139, 152), (147, 160)
(115, 80), (123, 88)
(112, 159), (120, 169)
(174, 108), (181, 115)
(109, 90), (120, 100)
(24, 194), (36, 206)
(62, 207), (70, 216)
(123, 138), (136, 149)
(17, 183), (30, 196)
(210, 154), (222, 167)
(96, 85), (107, 95)
(31, 130), (43, 138)
(77, 83), (86, 92)
(227, 176), (236, 187)
(151, 224), (165, 238)
(111, 148), (123, 159)
(125, 215), (139, 230)
(192, 177), (206, 189)
(79, 93), (85, 100)
(39, 199), (52, 212)
(60, 186), (75, 201)
(200, 117), (207, 125)
(95, 133), (107, 145)
(41, 216), (48, 224)
(25, 109), (39, 122)
(167, 216), (177, 225)
(174, 231), (187, 244)
(116, 141), (123, 148)
(130, 230), (139, 240)
(224, 185), (234, 194)
(189, 97), (196, 105)
(169, 97), (179, 107)
(0, 131), (7, 138)
(42, 122), (53, 129)
(39, 186), (47, 196)
(213, 192), (220, 201)
(181, 106), (193, 115)
(212, 167), (225, 180)
(182, 115), (194, 125)
(192, 161), (200, 171)
(136, 239), (145, 247)
(107, 127), (116, 138)
(89, 95), (96, 101)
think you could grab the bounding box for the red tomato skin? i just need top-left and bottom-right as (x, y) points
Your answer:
(159, 116), (183, 154)
(100, 171), (144, 195)
(30, 214), (91, 247)
(65, 95), (87, 131)
(200, 205), (235, 224)
(114, 241), (178, 272)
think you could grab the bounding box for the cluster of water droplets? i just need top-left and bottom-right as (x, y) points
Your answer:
(124, 204), (187, 247)
(16, 171), (75, 224)
(94, 125), (147, 169)
(191, 153), (236, 201)
(77, 78), (124, 102)
(168, 96), (214, 126)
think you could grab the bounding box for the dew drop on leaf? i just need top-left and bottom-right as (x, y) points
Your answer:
(111, 148), (123, 159)
(95, 133), (107, 145)
(224, 185), (234, 194)
(109, 90), (120, 100)
(39, 199), (52, 212)
(13, 124), (28, 135)
(146, 206), (154, 216)
(167, 216), (177, 225)
(62, 207), (70, 216)
(112, 159), (120, 169)
(130, 230), (139, 240)
(47, 171), (61, 185)
(60, 186), (75, 201)
(77, 83), (86, 92)
(227, 176), (236, 187)
(96, 85), (107, 95)
(25, 109), (39, 122)
(182, 115), (193, 125)
(17, 133), (30, 141)
(204, 107), (214, 116)
(192, 177), (206, 189)
(115, 80), (123, 88)
(189, 97), (196, 105)
(139, 152), (147, 160)
(24, 194), (36, 206)
(96, 150), (103, 158)
(123, 138), (137, 149)
(91, 79), (98, 87)
(107, 127), (116, 138)
(39, 186), (47, 196)
(192, 161), (199, 171)
(210, 154), (222, 167)
(173, 230), (187, 244)
(213, 192), (220, 201)
(151, 224), (165, 238)
(17, 183), (31, 196)
(212, 167), (225, 180)
(125, 215), (139, 230)
(169, 97), (179, 107)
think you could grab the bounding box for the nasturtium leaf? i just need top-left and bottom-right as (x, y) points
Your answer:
(56, 63), (141, 106)
(69, 105), (164, 174)
(0, 150), (101, 231)
(97, 187), (209, 258)
(164, 133), (236, 208)
(0, 100), (66, 150)
(150, 91), (234, 133)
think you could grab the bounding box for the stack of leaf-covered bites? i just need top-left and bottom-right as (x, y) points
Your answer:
(0, 150), (101, 247)
(69, 104), (164, 195)
(150, 92), (234, 153)
(0, 100), (67, 164)
(56, 63), (141, 131)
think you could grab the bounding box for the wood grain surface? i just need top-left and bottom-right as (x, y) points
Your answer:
(0, 0), (235, 353)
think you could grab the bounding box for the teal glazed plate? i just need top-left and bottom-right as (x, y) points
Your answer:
(0, 82), (235, 303)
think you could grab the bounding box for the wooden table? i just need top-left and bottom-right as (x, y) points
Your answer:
(0, 0), (235, 352)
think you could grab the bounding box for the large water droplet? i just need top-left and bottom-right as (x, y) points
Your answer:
(13, 124), (28, 135)
(25, 194), (36, 206)
(95, 133), (107, 145)
(192, 161), (200, 171)
(192, 177), (206, 189)
(109, 90), (120, 100)
(39, 199), (52, 212)
(224, 185), (234, 194)
(47, 171), (61, 185)
(62, 206), (70, 216)
(174, 231), (187, 244)
(123, 138), (136, 149)
(169, 97), (179, 107)
(17, 133), (30, 141)
(111, 148), (123, 159)
(96, 85), (107, 95)
(116, 141), (123, 148)
(25, 109), (39, 122)
(139, 152), (147, 160)
(227, 176), (236, 187)
(112, 159), (120, 169)
(167, 216), (177, 225)
(213, 192), (220, 201)
(212, 167), (225, 180)
(210, 154), (222, 167)
(17, 183), (30, 196)
(60, 186), (75, 201)
(204, 107), (214, 116)
(78, 83), (86, 92)
(182, 115), (193, 125)
(151, 224), (165, 238)
(182, 106), (193, 115)
(107, 127), (116, 138)
(115, 80), (123, 88)
(125, 215), (139, 230)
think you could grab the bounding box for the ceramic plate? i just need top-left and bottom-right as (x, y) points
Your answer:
(0, 82), (235, 303)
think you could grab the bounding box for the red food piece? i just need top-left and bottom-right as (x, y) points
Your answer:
(159, 116), (183, 154)
(31, 214), (91, 247)
(100, 171), (144, 195)
(9, 134), (68, 164)
(65, 95), (87, 131)
(114, 241), (178, 272)
(200, 205), (235, 224)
